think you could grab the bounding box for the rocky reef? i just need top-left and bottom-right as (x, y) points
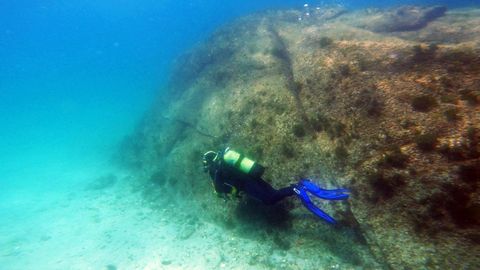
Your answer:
(120, 6), (480, 269)
(361, 6), (447, 32)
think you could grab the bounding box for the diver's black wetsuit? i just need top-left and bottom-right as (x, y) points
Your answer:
(209, 160), (295, 205)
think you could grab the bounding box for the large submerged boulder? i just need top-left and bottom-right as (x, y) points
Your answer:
(362, 5), (447, 32)
(121, 6), (480, 269)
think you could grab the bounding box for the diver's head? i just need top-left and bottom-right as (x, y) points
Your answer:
(202, 151), (218, 172)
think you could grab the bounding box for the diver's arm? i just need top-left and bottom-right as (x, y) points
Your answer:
(213, 170), (228, 195)
(214, 169), (241, 201)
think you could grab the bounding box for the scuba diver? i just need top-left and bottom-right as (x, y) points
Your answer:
(202, 147), (350, 224)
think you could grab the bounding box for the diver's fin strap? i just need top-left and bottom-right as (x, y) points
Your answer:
(294, 187), (336, 224)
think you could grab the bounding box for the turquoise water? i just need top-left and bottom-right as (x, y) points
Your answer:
(0, 1), (478, 269)
(0, 1), (306, 190)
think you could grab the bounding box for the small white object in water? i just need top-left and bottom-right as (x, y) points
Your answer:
(306, 12), (310, 16)
(304, 4), (309, 7)
(316, 7), (320, 10)
(388, 53), (399, 59)
(298, 17), (302, 21)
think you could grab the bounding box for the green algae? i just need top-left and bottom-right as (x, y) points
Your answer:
(334, 145), (349, 161)
(380, 147), (409, 168)
(318, 36), (334, 48)
(280, 143), (295, 159)
(368, 172), (406, 201)
(415, 133), (438, 151)
(292, 124), (306, 138)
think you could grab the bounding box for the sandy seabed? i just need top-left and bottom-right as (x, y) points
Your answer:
(0, 165), (311, 270)
(0, 161), (353, 270)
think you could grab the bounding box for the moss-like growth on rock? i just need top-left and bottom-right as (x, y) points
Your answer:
(467, 127), (477, 141)
(415, 133), (438, 151)
(380, 147), (409, 168)
(354, 88), (383, 117)
(411, 95), (438, 112)
(439, 144), (466, 161)
(270, 46), (289, 62)
(466, 127), (480, 159)
(412, 43), (438, 62)
(249, 119), (259, 129)
(458, 164), (480, 184)
(356, 56), (374, 71)
(444, 108), (460, 122)
(337, 64), (351, 77)
(280, 143), (295, 158)
(334, 145), (349, 161)
(292, 124), (306, 138)
(438, 128), (478, 160)
(441, 48), (478, 72)
(327, 121), (346, 139)
(334, 121), (346, 136)
(318, 36), (334, 48)
(440, 94), (457, 104)
(252, 145), (264, 159)
(311, 113), (330, 132)
(366, 97), (383, 117)
(444, 184), (480, 228)
(460, 90), (479, 106)
(293, 81), (304, 93)
(369, 172), (406, 201)
(440, 76), (454, 88)
(400, 119), (414, 129)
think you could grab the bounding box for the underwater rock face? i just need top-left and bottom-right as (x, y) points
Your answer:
(365, 5), (447, 32)
(122, 6), (480, 270)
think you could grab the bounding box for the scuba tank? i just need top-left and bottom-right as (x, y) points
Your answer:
(222, 148), (265, 178)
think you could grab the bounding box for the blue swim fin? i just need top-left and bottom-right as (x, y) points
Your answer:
(294, 186), (337, 224)
(294, 179), (349, 224)
(300, 179), (350, 200)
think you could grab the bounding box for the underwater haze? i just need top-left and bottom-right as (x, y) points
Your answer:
(0, 1), (338, 191)
(1, 0), (479, 269)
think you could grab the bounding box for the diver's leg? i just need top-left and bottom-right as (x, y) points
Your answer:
(243, 178), (295, 205)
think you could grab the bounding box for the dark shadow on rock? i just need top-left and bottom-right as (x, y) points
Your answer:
(319, 226), (372, 267)
(234, 197), (292, 230)
(368, 6), (447, 32)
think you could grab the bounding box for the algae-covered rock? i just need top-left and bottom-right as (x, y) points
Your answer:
(364, 5), (447, 32)
(121, 6), (480, 270)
